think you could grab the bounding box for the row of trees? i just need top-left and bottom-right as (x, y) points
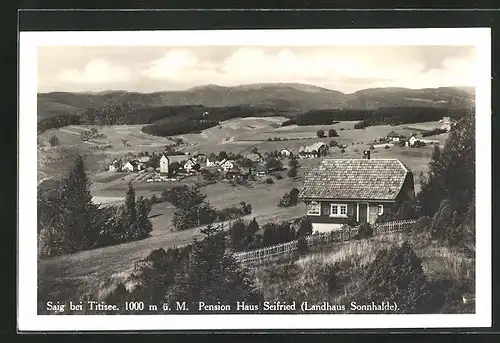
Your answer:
(316, 128), (339, 138)
(162, 185), (253, 231)
(293, 107), (471, 127)
(416, 111), (475, 251)
(37, 113), (80, 134)
(141, 120), (219, 137)
(228, 217), (313, 252)
(37, 155), (152, 257)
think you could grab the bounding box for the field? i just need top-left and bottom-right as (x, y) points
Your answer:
(37, 116), (445, 306)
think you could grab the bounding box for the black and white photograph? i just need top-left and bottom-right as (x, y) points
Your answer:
(18, 28), (491, 331)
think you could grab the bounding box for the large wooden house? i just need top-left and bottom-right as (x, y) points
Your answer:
(299, 158), (415, 232)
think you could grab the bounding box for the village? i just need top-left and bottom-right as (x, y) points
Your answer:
(103, 116), (452, 191)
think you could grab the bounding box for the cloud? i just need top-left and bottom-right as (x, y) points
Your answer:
(57, 59), (133, 84)
(38, 45), (477, 93)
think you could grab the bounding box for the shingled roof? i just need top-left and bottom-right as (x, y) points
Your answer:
(300, 159), (411, 201)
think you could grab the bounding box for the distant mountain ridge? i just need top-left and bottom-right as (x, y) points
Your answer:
(37, 83), (475, 121)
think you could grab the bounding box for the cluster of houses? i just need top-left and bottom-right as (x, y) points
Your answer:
(109, 146), (299, 182)
(298, 142), (329, 158)
(385, 131), (441, 148)
(439, 116), (455, 132)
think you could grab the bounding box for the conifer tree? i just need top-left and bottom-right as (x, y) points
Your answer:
(135, 196), (153, 239)
(166, 222), (263, 310)
(58, 153), (97, 253)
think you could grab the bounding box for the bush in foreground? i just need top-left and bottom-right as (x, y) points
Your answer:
(357, 241), (431, 313)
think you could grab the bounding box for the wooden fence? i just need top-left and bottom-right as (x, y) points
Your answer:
(233, 219), (417, 265)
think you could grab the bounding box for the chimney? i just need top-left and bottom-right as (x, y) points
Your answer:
(363, 150), (371, 160)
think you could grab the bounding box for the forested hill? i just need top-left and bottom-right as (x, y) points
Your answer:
(37, 84), (475, 121)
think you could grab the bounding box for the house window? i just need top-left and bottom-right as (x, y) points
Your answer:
(307, 201), (321, 216)
(378, 204), (384, 215)
(330, 204), (348, 217)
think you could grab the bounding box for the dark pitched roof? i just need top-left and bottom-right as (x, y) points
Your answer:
(300, 159), (411, 201)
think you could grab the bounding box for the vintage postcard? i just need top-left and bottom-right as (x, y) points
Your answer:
(18, 28), (491, 331)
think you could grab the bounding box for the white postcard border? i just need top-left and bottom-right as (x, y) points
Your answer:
(19, 28), (491, 331)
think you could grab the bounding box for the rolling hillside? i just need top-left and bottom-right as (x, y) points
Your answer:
(37, 83), (475, 121)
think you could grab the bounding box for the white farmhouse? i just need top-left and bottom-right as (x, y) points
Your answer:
(108, 159), (121, 172)
(184, 158), (199, 172)
(219, 159), (235, 171)
(160, 154), (170, 176)
(279, 148), (292, 158)
(206, 154), (218, 167)
(122, 160), (140, 172)
(407, 135), (418, 147)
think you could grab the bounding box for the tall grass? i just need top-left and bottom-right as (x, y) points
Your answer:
(253, 231), (475, 314)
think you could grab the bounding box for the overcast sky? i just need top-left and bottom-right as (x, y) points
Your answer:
(37, 45), (476, 94)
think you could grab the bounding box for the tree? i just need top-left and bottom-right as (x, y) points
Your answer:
(172, 185), (214, 231)
(218, 151), (228, 161)
(266, 158), (283, 171)
(80, 131), (91, 141)
(124, 182), (137, 237)
(288, 157), (299, 169)
(251, 147), (259, 154)
(328, 129), (338, 137)
(262, 224), (279, 247)
(247, 218), (260, 236)
(297, 217), (313, 238)
(229, 219), (247, 251)
(287, 167), (297, 178)
(317, 129), (325, 138)
(239, 158), (254, 168)
(57, 154), (98, 253)
(329, 140), (338, 147)
(169, 161), (181, 176)
(49, 135), (59, 146)
(134, 196), (153, 239)
(416, 112), (475, 245)
(166, 223), (263, 309)
(358, 241), (431, 313)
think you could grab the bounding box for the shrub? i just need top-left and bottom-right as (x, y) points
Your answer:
(355, 223), (373, 240)
(49, 135), (59, 146)
(278, 188), (300, 208)
(430, 199), (453, 240)
(296, 236), (309, 255)
(328, 129), (338, 137)
(287, 167), (297, 178)
(357, 241), (431, 313)
(385, 145), (390, 149)
(329, 140), (338, 147)
(297, 217), (313, 238)
(275, 174), (283, 180)
(414, 216), (432, 234)
(229, 219), (247, 250)
(317, 129), (325, 138)
(265, 177), (274, 184)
